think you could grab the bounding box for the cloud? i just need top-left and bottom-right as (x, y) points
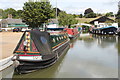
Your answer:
(0, 0), (27, 10)
(0, 0), (119, 14)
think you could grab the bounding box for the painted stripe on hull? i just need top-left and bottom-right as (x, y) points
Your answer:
(18, 56), (42, 61)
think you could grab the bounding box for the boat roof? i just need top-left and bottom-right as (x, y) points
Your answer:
(94, 26), (117, 30)
(48, 31), (66, 35)
(47, 28), (64, 31)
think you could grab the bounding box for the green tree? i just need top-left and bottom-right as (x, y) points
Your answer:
(16, 10), (23, 18)
(84, 8), (94, 15)
(79, 14), (83, 18)
(53, 8), (61, 17)
(72, 14), (79, 18)
(85, 12), (96, 18)
(3, 8), (16, 18)
(58, 12), (78, 28)
(96, 13), (102, 17)
(0, 9), (3, 19)
(105, 12), (114, 17)
(22, 1), (54, 28)
(84, 8), (96, 18)
(116, 10), (120, 27)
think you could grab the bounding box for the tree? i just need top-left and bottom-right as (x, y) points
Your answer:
(105, 12), (114, 17)
(85, 12), (96, 18)
(79, 14), (83, 18)
(16, 10), (23, 18)
(96, 13), (102, 17)
(3, 8), (16, 18)
(0, 9), (3, 19)
(116, 10), (120, 27)
(53, 8), (61, 17)
(84, 8), (96, 18)
(58, 12), (78, 28)
(72, 14), (79, 18)
(84, 8), (94, 15)
(22, 1), (54, 28)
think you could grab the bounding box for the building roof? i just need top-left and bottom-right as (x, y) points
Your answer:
(89, 16), (115, 24)
(0, 18), (25, 24)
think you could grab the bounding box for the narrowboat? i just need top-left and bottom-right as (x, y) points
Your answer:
(12, 29), (70, 74)
(64, 28), (80, 39)
(90, 26), (117, 35)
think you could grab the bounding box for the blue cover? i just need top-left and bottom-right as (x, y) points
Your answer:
(47, 28), (64, 30)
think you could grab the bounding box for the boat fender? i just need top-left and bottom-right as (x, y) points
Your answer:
(14, 60), (20, 68)
(56, 51), (59, 59)
(11, 54), (19, 61)
(12, 55), (20, 68)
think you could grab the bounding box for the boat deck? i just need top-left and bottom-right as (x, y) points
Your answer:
(0, 32), (23, 60)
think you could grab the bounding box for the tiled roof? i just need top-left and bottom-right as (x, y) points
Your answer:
(1, 18), (25, 24)
(90, 16), (115, 24)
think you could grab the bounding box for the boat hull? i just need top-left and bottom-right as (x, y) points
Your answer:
(15, 41), (70, 74)
(118, 32), (120, 36)
(90, 27), (117, 35)
(68, 33), (80, 39)
(64, 28), (80, 39)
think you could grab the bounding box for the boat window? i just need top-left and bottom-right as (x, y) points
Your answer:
(52, 38), (56, 43)
(64, 36), (66, 38)
(62, 36), (64, 39)
(59, 36), (61, 40)
(57, 37), (59, 41)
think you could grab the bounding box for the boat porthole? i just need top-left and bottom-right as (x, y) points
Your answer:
(53, 38), (55, 43)
(59, 37), (61, 40)
(61, 36), (63, 39)
(57, 37), (59, 41)
(60, 37), (62, 40)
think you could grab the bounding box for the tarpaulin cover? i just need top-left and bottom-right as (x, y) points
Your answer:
(14, 30), (52, 55)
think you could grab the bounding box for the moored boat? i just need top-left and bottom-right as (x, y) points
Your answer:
(90, 26), (117, 35)
(117, 27), (120, 36)
(64, 28), (80, 39)
(12, 29), (70, 74)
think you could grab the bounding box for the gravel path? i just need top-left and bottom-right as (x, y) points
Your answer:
(0, 32), (23, 59)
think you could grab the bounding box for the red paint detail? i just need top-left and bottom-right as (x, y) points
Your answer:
(19, 55), (41, 56)
(32, 40), (38, 51)
(64, 28), (79, 36)
(18, 40), (24, 50)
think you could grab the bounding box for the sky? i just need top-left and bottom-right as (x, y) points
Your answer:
(0, 0), (119, 14)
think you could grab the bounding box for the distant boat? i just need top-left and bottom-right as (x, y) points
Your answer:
(13, 29), (70, 74)
(64, 28), (80, 39)
(117, 27), (120, 36)
(90, 26), (117, 35)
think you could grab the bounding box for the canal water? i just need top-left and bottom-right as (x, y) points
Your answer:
(6, 34), (119, 78)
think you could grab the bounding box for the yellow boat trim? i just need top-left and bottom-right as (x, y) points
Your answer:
(52, 40), (68, 49)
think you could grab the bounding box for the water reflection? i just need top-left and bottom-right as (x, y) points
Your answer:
(13, 34), (118, 78)
(93, 35), (117, 48)
(118, 36), (120, 78)
(118, 37), (120, 54)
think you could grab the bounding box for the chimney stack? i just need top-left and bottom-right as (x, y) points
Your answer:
(8, 14), (12, 19)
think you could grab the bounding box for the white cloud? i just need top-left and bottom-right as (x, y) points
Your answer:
(0, 0), (119, 14)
